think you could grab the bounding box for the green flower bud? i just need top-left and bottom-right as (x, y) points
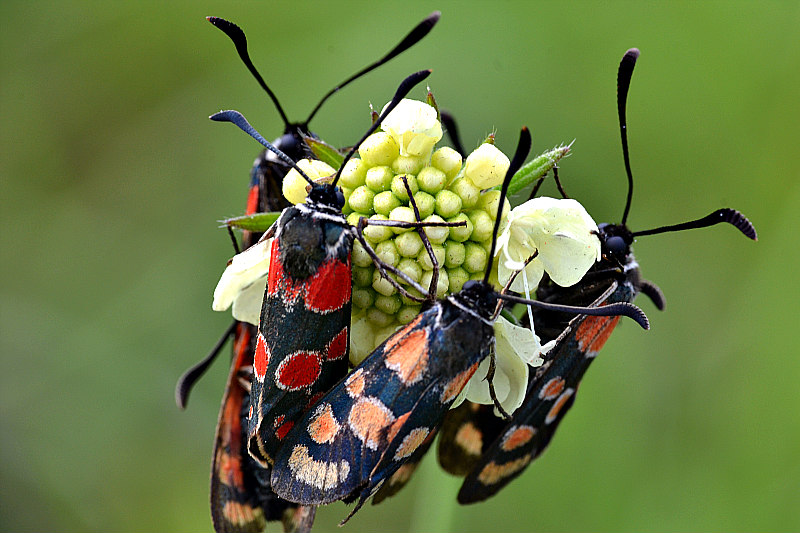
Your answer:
(363, 214), (393, 243)
(434, 189), (463, 219)
(348, 186), (375, 214)
(468, 210), (494, 242)
(373, 191), (402, 216)
(417, 166), (446, 194)
(422, 214), (449, 244)
(397, 257), (423, 284)
(375, 240), (400, 267)
(411, 191), (435, 219)
(391, 174), (419, 201)
(365, 166), (394, 193)
(421, 269), (449, 298)
(359, 132), (399, 167)
(392, 155), (425, 175)
(374, 294), (402, 315)
(338, 158), (367, 188)
(399, 286), (425, 305)
(450, 176), (480, 209)
(397, 305), (422, 324)
(463, 242), (488, 273)
(372, 269), (398, 297)
(464, 142), (510, 189)
(470, 270), (486, 281)
(447, 213), (474, 242)
(366, 307), (394, 327)
(346, 212), (365, 227)
(352, 239), (373, 267)
(479, 190), (510, 221)
(352, 266), (374, 287)
(352, 287), (376, 309)
(395, 231), (424, 257)
(448, 266), (470, 293)
(444, 240), (466, 268)
(341, 187), (354, 215)
(388, 206), (416, 234)
(418, 243), (445, 271)
(431, 146), (463, 183)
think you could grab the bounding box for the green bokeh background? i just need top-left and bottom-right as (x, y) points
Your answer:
(2, 2), (798, 532)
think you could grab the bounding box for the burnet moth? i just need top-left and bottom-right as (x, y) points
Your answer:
(176, 15), (440, 533)
(441, 48), (757, 504)
(268, 125), (651, 524)
(209, 69), (442, 468)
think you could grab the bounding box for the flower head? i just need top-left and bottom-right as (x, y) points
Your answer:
(380, 99), (443, 158)
(496, 197), (601, 292)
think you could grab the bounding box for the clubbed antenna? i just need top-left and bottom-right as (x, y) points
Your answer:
(209, 110), (315, 186)
(617, 48), (639, 226)
(496, 293), (650, 330)
(632, 208), (757, 240)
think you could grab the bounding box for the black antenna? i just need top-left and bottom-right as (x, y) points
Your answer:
(632, 208), (757, 240)
(304, 12), (440, 125)
(175, 321), (237, 409)
(440, 110), (466, 156)
(207, 17), (291, 128)
(332, 69), (432, 187)
(496, 293), (650, 330)
(208, 13), (440, 131)
(617, 48), (639, 226)
(209, 110), (315, 186)
(484, 127), (532, 284)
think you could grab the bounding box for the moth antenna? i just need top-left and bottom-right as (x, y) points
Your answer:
(332, 69), (432, 187)
(486, 354), (511, 420)
(618, 48), (640, 226)
(484, 127), (532, 284)
(552, 166), (569, 199)
(304, 12), (440, 125)
(631, 208), (757, 241)
(497, 293), (650, 330)
(210, 110), (314, 185)
(638, 279), (666, 310)
(440, 110), (466, 156)
(175, 321), (237, 409)
(207, 17), (291, 128)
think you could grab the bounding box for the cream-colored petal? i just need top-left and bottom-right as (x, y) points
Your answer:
(230, 275), (266, 326)
(212, 239), (272, 312)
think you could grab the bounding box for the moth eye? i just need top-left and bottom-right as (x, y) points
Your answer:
(605, 236), (627, 258)
(335, 188), (346, 209)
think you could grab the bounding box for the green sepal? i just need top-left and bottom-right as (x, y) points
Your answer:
(221, 211), (281, 232)
(499, 142), (573, 196)
(303, 136), (345, 169)
(426, 90), (441, 120)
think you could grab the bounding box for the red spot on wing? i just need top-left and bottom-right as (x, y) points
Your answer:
(275, 351), (322, 391)
(326, 327), (348, 361)
(245, 185), (260, 216)
(304, 258), (351, 313)
(253, 333), (269, 380)
(538, 377), (565, 400)
(267, 239), (303, 303)
(575, 315), (621, 354)
(275, 420), (295, 440)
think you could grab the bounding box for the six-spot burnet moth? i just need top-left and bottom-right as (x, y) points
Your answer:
(208, 69), (450, 468)
(267, 124), (651, 524)
(438, 48), (757, 504)
(176, 14), (440, 533)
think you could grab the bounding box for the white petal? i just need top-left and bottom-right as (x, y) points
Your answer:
(494, 316), (545, 367)
(212, 239), (272, 312)
(230, 275), (266, 326)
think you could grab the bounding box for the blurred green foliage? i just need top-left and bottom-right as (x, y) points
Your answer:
(1, 2), (798, 532)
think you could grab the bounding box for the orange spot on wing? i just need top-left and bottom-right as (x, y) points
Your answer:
(441, 362), (479, 404)
(304, 258), (351, 313)
(245, 185), (260, 216)
(500, 425), (536, 452)
(455, 422), (483, 456)
(287, 445), (350, 490)
(575, 315), (621, 355)
(538, 377), (565, 400)
(308, 403), (340, 444)
(545, 388), (575, 425)
(384, 315), (425, 353)
(348, 396), (395, 450)
(386, 412), (410, 443)
(477, 454), (533, 486)
(222, 500), (264, 528)
(345, 369), (365, 398)
(384, 329), (429, 384)
(393, 427), (430, 460)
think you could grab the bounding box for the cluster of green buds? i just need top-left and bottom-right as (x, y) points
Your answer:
(282, 99), (514, 362)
